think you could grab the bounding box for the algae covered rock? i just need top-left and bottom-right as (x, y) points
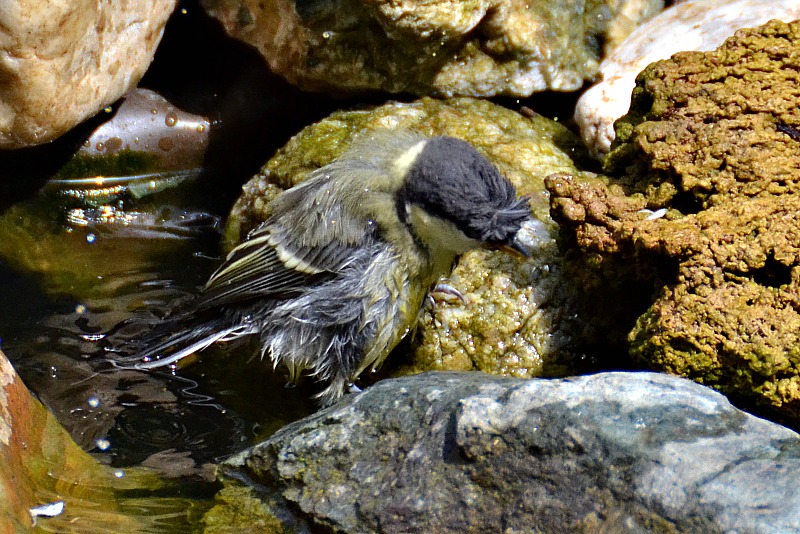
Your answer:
(547, 20), (800, 419)
(227, 97), (608, 383)
(201, 0), (663, 97)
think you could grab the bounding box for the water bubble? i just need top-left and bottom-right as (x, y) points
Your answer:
(86, 233), (96, 244)
(114, 470), (125, 478)
(165, 112), (178, 127)
(87, 397), (100, 408)
(95, 438), (111, 451)
(74, 304), (86, 314)
(29, 501), (64, 519)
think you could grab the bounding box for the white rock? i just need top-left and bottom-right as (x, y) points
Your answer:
(0, 0), (178, 149)
(576, 0), (800, 159)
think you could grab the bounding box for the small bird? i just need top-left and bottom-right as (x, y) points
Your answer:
(119, 131), (533, 404)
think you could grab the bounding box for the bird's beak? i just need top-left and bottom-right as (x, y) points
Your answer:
(495, 218), (556, 258)
(490, 236), (530, 258)
(509, 234), (533, 257)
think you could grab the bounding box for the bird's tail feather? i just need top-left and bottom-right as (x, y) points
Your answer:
(108, 317), (255, 370)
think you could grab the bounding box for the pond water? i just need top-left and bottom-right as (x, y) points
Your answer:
(0, 186), (318, 531)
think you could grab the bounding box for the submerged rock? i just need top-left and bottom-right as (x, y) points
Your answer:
(210, 371), (800, 533)
(201, 0), (663, 97)
(0, 349), (155, 530)
(575, 0), (800, 158)
(548, 20), (800, 420)
(226, 97), (617, 386)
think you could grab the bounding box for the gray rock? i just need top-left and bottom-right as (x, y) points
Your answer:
(216, 371), (800, 533)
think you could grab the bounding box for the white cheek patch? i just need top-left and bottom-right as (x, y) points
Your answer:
(392, 140), (427, 182)
(406, 204), (479, 255)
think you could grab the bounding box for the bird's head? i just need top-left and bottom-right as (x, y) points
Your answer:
(396, 136), (532, 258)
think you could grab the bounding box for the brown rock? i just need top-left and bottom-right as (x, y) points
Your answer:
(0, 349), (145, 530)
(0, 0), (177, 149)
(576, 0), (800, 158)
(547, 19), (800, 420)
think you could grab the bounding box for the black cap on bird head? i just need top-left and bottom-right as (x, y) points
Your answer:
(402, 136), (531, 247)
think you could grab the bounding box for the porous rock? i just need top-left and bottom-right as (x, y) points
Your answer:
(575, 0), (800, 158)
(548, 20), (800, 420)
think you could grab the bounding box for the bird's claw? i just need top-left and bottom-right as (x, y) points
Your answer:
(431, 282), (466, 303)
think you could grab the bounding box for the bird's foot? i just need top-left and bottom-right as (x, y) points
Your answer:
(427, 282), (466, 311)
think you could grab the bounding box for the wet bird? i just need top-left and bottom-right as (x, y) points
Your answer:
(119, 131), (533, 404)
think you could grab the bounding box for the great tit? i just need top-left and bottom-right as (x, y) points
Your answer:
(120, 131), (533, 404)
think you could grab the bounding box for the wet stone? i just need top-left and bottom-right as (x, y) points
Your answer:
(212, 371), (800, 533)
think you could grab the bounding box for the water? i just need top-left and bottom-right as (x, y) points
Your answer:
(0, 194), (317, 530)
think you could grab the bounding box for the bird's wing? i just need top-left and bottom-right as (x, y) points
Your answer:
(196, 232), (316, 309)
(197, 169), (378, 309)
